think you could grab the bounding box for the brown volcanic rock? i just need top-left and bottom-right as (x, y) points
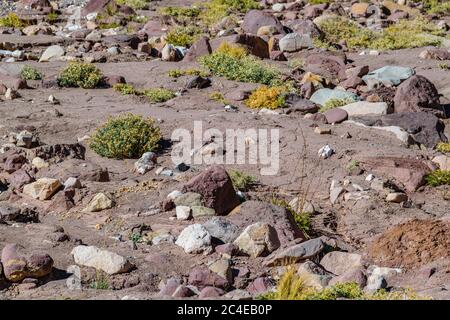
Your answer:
(182, 166), (240, 215)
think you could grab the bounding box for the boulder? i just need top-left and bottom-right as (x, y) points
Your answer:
(203, 217), (239, 244)
(241, 10), (285, 35)
(264, 238), (326, 266)
(310, 88), (358, 107)
(362, 66), (414, 86)
(188, 266), (229, 289)
(228, 201), (305, 246)
(182, 166), (240, 215)
(211, 34), (269, 59)
(39, 45), (65, 62)
(324, 108), (348, 124)
(393, 75), (443, 117)
(83, 193), (114, 212)
(340, 101), (389, 116)
(279, 33), (313, 52)
(71, 245), (133, 275)
(319, 251), (363, 275)
(233, 222), (280, 258)
(22, 178), (61, 200)
(183, 36), (212, 62)
(175, 224), (212, 254)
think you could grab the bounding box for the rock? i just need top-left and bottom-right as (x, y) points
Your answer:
(159, 278), (182, 296)
(288, 198), (315, 214)
(393, 75), (442, 117)
(191, 206), (216, 218)
(329, 267), (367, 288)
(1, 244), (53, 282)
(432, 155), (450, 171)
(288, 19), (324, 39)
(186, 76), (211, 89)
(264, 238), (326, 267)
(182, 166), (240, 215)
(183, 36), (212, 62)
(324, 108), (348, 124)
(31, 157), (49, 169)
(0, 75), (27, 90)
(16, 131), (39, 149)
(172, 285), (196, 298)
(310, 88), (358, 106)
(365, 273), (387, 291)
(83, 193), (114, 212)
(279, 33), (313, 52)
(386, 192), (408, 203)
(203, 217), (239, 244)
(82, 0), (119, 17)
(257, 25), (279, 37)
(176, 206), (191, 221)
(233, 222), (280, 258)
(208, 259), (232, 283)
(175, 224), (212, 254)
(134, 152), (157, 175)
(173, 192), (202, 207)
(318, 145), (334, 159)
(319, 252), (363, 275)
(304, 52), (347, 84)
(8, 169), (34, 190)
(351, 3), (369, 16)
(246, 277), (275, 295)
(227, 201), (305, 246)
(30, 143), (86, 161)
(314, 127), (331, 135)
(340, 101), (389, 116)
(284, 94), (319, 114)
(362, 66), (414, 86)
(23, 178), (61, 200)
(64, 177), (82, 189)
(358, 156), (435, 192)
(224, 289), (252, 300)
(39, 45), (65, 62)
(188, 266), (229, 289)
(297, 260), (332, 289)
(71, 245), (133, 275)
(419, 48), (450, 61)
(241, 10), (285, 35)
(0, 205), (39, 224)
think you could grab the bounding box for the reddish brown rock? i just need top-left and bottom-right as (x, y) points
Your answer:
(183, 36), (212, 62)
(188, 266), (230, 290)
(182, 165), (240, 215)
(241, 10), (286, 35)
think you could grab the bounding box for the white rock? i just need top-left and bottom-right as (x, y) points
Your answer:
(71, 245), (133, 275)
(233, 222), (280, 258)
(31, 157), (49, 169)
(318, 145), (334, 159)
(23, 178), (61, 200)
(340, 101), (388, 116)
(39, 45), (65, 62)
(432, 155), (450, 171)
(175, 224), (212, 254)
(176, 206), (191, 220)
(134, 152), (157, 175)
(83, 193), (114, 212)
(167, 190), (183, 200)
(64, 177), (82, 189)
(279, 33), (313, 52)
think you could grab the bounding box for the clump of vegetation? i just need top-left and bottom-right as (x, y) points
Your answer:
(199, 0), (260, 26)
(20, 65), (43, 81)
(229, 170), (258, 191)
(436, 142), (450, 153)
(319, 97), (355, 113)
(89, 113), (162, 159)
(245, 86), (287, 110)
(168, 68), (209, 78)
(98, 22), (121, 29)
(142, 88), (176, 103)
(317, 16), (444, 50)
(57, 63), (103, 89)
(0, 13), (25, 28)
(271, 197), (311, 236)
(165, 26), (203, 47)
(259, 268), (424, 300)
(113, 83), (137, 95)
(425, 170), (450, 187)
(347, 160), (360, 171)
(116, 0), (150, 10)
(308, 0), (333, 4)
(209, 91), (229, 105)
(159, 6), (201, 19)
(418, 0), (450, 15)
(90, 271), (109, 290)
(200, 43), (281, 86)
(438, 63), (449, 70)
(46, 12), (59, 23)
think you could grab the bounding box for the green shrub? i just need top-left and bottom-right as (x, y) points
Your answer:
(159, 6), (201, 18)
(115, 0), (150, 10)
(90, 271), (109, 290)
(209, 91), (230, 105)
(317, 16), (444, 50)
(245, 86), (286, 110)
(98, 22), (121, 29)
(165, 26), (203, 47)
(436, 142), (450, 153)
(259, 268), (425, 300)
(319, 98), (355, 113)
(20, 65), (43, 80)
(0, 13), (25, 28)
(57, 63), (103, 89)
(426, 170), (450, 186)
(229, 170), (257, 191)
(89, 113), (162, 159)
(168, 68), (209, 78)
(46, 12), (59, 23)
(142, 88), (176, 103)
(199, 0), (260, 25)
(113, 83), (137, 95)
(200, 43), (281, 86)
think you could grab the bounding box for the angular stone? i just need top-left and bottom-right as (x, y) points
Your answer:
(264, 238), (326, 266)
(324, 108), (348, 124)
(233, 222), (280, 258)
(176, 206), (191, 221)
(23, 178), (61, 200)
(279, 33), (312, 52)
(241, 10), (285, 35)
(191, 206), (216, 218)
(175, 224), (212, 254)
(310, 88), (358, 106)
(71, 245), (133, 275)
(203, 217), (239, 244)
(340, 101), (389, 116)
(319, 251), (363, 275)
(83, 193), (114, 212)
